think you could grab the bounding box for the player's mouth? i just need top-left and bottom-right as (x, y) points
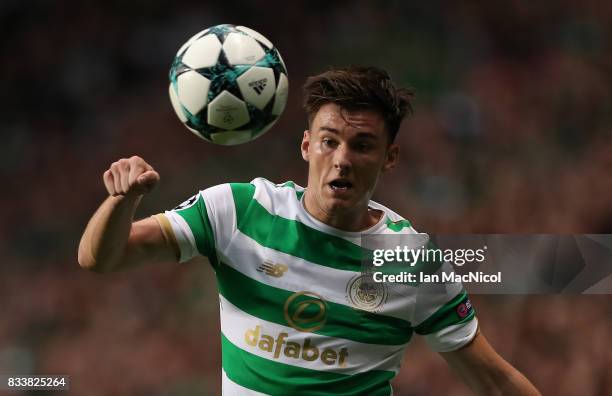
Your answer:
(328, 179), (353, 193)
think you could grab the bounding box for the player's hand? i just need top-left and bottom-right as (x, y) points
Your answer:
(103, 156), (160, 197)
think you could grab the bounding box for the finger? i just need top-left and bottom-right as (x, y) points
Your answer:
(129, 155), (153, 171)
(110, 165), (123, 195)
(136, 170), (160, 192)
(118, 161), (131, 193)
(103, 170), (116, 196)
(137, 170), (160, 186)
(128, 163), (146, 190)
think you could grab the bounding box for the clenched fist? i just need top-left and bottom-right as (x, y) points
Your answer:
(103, 156), (160, 197)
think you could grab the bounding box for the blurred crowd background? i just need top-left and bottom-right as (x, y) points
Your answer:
(1, 0), (611, 395)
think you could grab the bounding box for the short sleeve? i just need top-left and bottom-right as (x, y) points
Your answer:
(411, 262), (478, 352)
(157, 184), (235, 267)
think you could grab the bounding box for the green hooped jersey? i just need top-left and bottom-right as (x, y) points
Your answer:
(157, 178), (477, 396)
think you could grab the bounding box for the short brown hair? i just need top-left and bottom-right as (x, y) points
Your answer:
(302, 66), (414, 142)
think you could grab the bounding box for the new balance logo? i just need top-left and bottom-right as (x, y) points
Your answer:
(257, 260), (288, 277)
(249, 78), (268, 94)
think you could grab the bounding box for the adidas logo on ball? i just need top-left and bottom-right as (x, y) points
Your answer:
(249, 78), (268, 95)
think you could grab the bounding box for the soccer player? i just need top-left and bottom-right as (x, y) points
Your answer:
(78, 67), (540, 395)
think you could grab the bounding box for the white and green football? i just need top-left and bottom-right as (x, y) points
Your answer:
(169, 24), (288, 145)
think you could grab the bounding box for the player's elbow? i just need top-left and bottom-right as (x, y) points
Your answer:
(78, 249), (98, 272)
(77, 246), (110, 273)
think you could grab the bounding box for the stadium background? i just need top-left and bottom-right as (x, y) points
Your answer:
(1, 1), (611, 395)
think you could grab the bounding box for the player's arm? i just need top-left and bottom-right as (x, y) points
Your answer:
(78, 156), (178, 273)
(440, 330), (540, 396)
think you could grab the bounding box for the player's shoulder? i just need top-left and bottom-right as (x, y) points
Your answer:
(368, 199), (418, 235)
(248, 177), (304, 206)
(199, 178), (302, 211)
(189, 178), (299, 207)
(247, 177), (301, 194)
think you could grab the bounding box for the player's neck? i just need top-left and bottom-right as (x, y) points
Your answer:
(302, 191), (382, 232)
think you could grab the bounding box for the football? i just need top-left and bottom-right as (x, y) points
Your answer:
(168, 24), (289, 145)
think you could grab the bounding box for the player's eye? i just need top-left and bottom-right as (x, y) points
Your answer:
(355, 142), (372, 152)
(322, 138), (337, 147)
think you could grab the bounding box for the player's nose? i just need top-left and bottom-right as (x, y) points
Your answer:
(333, 144), (352, 174)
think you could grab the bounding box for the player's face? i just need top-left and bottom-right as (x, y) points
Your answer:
(301, 103), (399, 227)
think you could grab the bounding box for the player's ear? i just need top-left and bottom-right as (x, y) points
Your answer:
(301, 130), (311, 162)
(382, 143), (399, 172)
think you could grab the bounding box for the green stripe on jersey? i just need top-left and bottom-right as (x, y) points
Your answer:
(231, 182), (256, 221)
(385, 218), (412, 232)
(278, 181), (305, 200)
(175, 194), (218, 267)
(414, 290), (475, 335)
(222, 333), (394, 396)
(230, 183), (364, 272)
(217, 263), (413, 345)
